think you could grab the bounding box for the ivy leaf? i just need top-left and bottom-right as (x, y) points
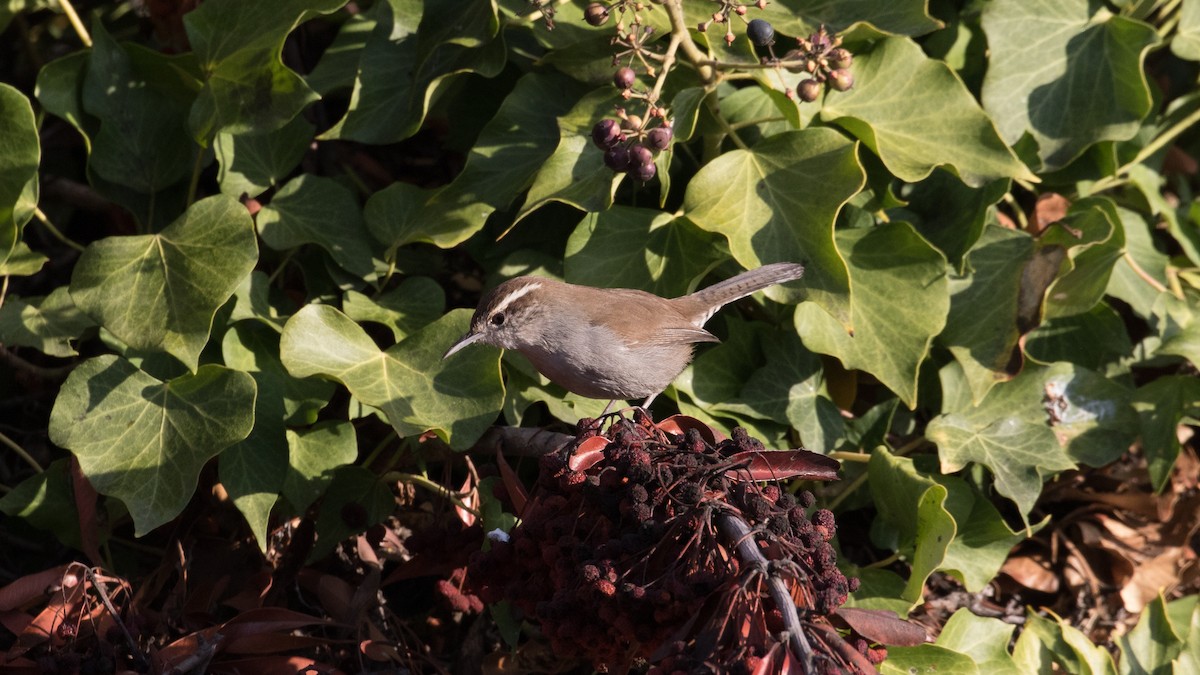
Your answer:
(935, 610), (1020, 675)
(822, 37), (1035, 188)
(0, 287), (95, 357)
(929, 361), (1134, 519)
(342, 276), (446, 341)
(710, 328), (846, 454)
(1040, 197), (1125, 320)
(980, 0), (1159, 170)
(794, 223), (949, 408)
(515, 88), (622, 227)
(868, 450), (955, 605)
(215, 115), (314, 199)
(1105, 207), (1169, 320)
(1174, 0), (1200, 61)
(280, 306), (503, 449)
(896, 171), (1010, 271)
(939, 225), (1033, 403)
(365, 72), (587, 251)
(684, 127), (862, 324)
(0, 82), (37, 269)
(1133, 376), (1200, 491)
(256, 175), (377, 279)
(937, 474), (1034, 592)
(564, 207), (723, 298)
(82, 23), (200, 195)
(48, 356), (256, 536)
(184, 0), (346, 140)
(320, 0), (505, 144)
(282, 421), (359, 513)
(220, 321), (333, 549)
(69, 195), (258, 371)
(0, 459), (83, 551)
(926, 409), (1063, 523)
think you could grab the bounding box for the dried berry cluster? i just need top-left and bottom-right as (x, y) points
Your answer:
(467, 413), (879, 673)
(765, 25), (854, 102)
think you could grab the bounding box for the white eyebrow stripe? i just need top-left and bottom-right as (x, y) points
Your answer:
(492, 282), (542, 314)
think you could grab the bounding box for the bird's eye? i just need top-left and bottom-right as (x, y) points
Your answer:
(490, 312), (505, 326)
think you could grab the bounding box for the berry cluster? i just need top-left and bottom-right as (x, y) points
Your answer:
(763, 24), (855, 102)
(591, 114), (672, 181)
(467, 413), (879, 673)
(697, 1), (771, 47)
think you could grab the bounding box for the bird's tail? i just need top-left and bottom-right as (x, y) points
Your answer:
(686, 262), (805, 322)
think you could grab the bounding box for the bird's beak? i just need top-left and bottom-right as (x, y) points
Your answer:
(443, 330), (484, 359)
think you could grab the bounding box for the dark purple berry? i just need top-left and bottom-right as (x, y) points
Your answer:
(628, 144), (653, 167)
(613, 67), (636, 90)
(603, 145), (631, 172)
(592, 119), (622, 149)
(646, 126), (672, 151)
(746, 19), (774, 47)
(627, 159), (656, 182)
(584, 3), (609, 27)
(798, 78), (821, 102)
(829, 68), (854, 91)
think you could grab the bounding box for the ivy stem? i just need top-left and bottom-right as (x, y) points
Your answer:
(34, 207), (86, 252)
(664, 0), (713, 82)
(864, 551), (901, 569)
(1123, 251), (1174, 296)
(1089, 103), (1200, 194)
(56, 0), (92, 48)
(0, 429), (43, 473)
(185, 147), (205, 207)
(385, 471), (481, 517)
(707, 96), (749, 150)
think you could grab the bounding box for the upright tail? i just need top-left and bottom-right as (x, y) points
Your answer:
(686, 262), (805, 322)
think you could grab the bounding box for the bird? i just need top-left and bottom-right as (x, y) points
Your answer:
(443, 262), (805, 408)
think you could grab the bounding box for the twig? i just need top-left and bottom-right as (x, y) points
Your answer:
(0, 429), (42, 473)
(55, 0), (92, 48)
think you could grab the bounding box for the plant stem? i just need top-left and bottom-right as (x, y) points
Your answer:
(34, 207), (86, 252)
(664, 0), (713, 82)
(56, 0), (92, 48)
(1089, 103), (1200, 194)
(0, 429), (43, 473)
(386, 471), (481, 517)
(1123, 251), (1173, 295)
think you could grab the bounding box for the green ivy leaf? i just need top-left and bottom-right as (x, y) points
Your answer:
(320, 0), (505, 144)
(821, 37), (1034, 187)
(215, 115), (314, 199)
(342, 277), (446, 342)
(0, 459), (83, 551)
(939, 225), (1033, 403)
(257, 175), (376, 279)
(564, 207), (723, 297)
(0, 240), (46, 277)
(929, 361), (1134, 519)
(935, 610), (1020, 675)
(1041, 198), (1125, 320)
(1025, 303), (1133, 370)
(280, 306), (503, 449)
(282, 421), (359, 513)
(82, 23), (200, 195)
(980, 0), (1159, 170)
(309, 466), (394, 561)
(868, 450), (955, 605)
(229, 270), (294, 331)
(48, 355), (256, 536)
(305, 11), (377, 95)
(364, 73), (587, 251)
(896, 171), (1010, 271)
(938, 474), (1033, 592)
(220, 321), (333, 549)
(0, 287), (95, 357)
(184, 0), (346, 140)
(1174, 0), (1200, 61)
(1105, 207), (1169, 320)
(684, 127), (862, 324)
(1132, 376), (1200, 491)
(1120, 595), (1185, 675)
(774, 0), (941, 35)
(69, 195), (258, 370)
(710, 328), (846, 454)
(1019, 612), (1118, 675)
(795, 223), (949, 408)
(515, 88), (622, 227)
(880, 645), (981, 675)
(0, 82), (39, 268)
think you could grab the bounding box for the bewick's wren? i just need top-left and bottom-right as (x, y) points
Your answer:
(442, 263), (805, 406)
